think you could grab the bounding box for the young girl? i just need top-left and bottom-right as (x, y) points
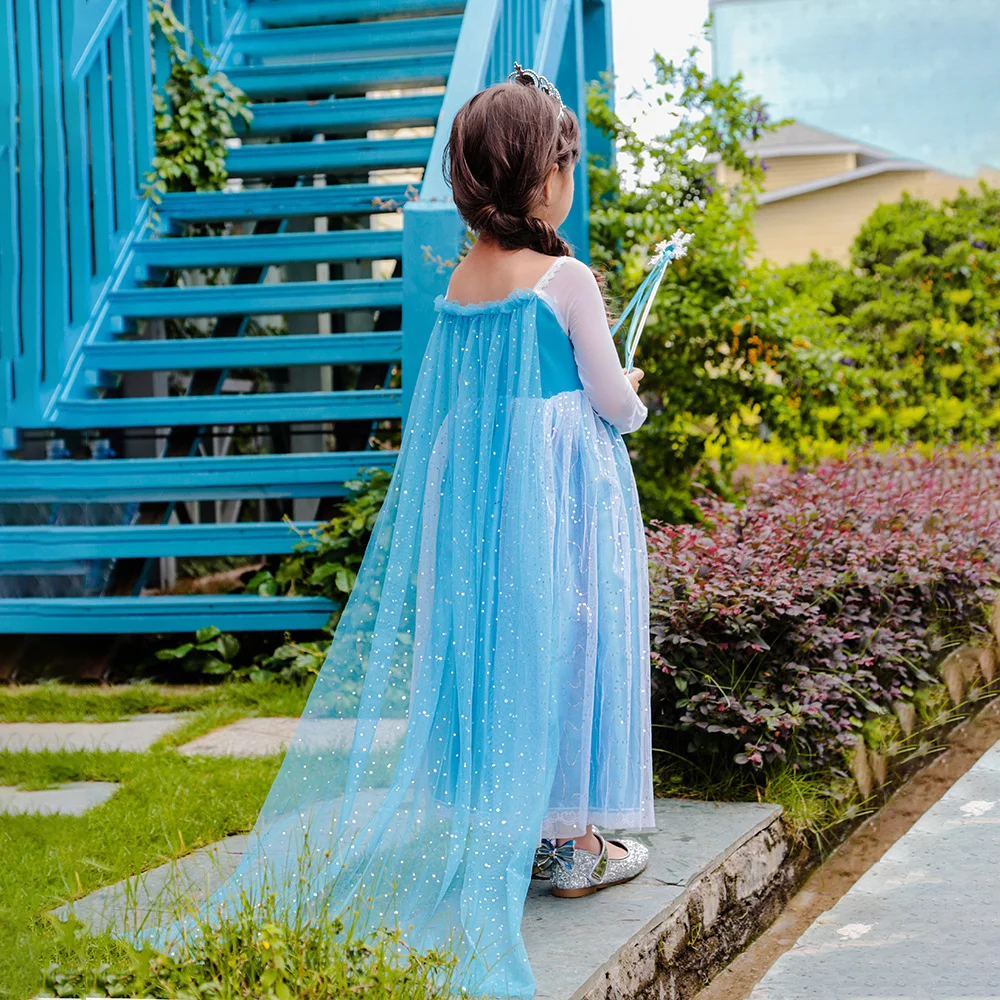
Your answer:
(144, 69), (655, 1000)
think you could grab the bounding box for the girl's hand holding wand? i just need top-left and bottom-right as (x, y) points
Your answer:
(611, 230), (694, 375)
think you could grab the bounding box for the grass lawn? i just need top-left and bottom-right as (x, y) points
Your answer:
(0, 679), (310, 723)
(0, 682), (301, 998)
(0, 742), (279, 999)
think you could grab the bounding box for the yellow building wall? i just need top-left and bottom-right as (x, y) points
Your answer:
(751, 169), (994, 267)
(759, 153), (856, 192)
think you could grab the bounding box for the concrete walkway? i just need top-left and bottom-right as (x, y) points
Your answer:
(55, 799), (784, 1000)
(177, 716), (407, 757)
(750, 741), (1000, 999)
(0, 713), (189, 753)
(0, 781), (119, 816)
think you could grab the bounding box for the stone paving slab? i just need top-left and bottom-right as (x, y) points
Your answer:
(0, 714), (189, 753)
(177, 716), (407, 757)
(55, 798), (781, 1000)
(750, 740), (1000, 1000)
(0, 781), (119, 816)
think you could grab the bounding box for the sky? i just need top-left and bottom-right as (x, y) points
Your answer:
(611, 1), (711, 141)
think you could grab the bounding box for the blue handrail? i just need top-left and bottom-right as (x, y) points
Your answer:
(420, 0), (504, 202)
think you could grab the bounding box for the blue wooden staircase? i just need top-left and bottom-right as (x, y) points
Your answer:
(0, 0), (612, 639)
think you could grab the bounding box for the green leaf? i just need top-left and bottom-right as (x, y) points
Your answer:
(218, 633), (240, 662)
(200, 657), (233, 676)
(155, 643), (193, 660)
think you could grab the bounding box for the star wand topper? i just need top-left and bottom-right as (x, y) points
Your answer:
(610, 229), (694, 373)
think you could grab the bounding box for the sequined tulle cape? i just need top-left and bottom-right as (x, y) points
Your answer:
(136, 289), (654, 999)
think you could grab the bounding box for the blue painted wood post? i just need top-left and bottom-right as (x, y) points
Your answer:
(131, 0), (156, 203)
(108, 14), (137, 244)
(0, 0), (18, 447)
(38, 2), (71, 404)
(554, 0), (590, 262)
(583, 0), (614, 173)
(401, 200), (466, 426)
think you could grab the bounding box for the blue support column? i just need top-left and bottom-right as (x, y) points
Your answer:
(400, 199), (465, 427)
(555, 0), (589, 262)
(583, 0), (614, 172)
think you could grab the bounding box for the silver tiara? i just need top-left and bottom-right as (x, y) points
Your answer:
(508, 62), (566, 118)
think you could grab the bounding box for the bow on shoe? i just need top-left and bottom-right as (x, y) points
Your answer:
(533, 839), (575, 873)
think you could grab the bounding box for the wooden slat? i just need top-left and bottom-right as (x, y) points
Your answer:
(245, 0), (465, 27)
(226, 52), (453, 100)
(0, 522), (324, 561)
(231, 14), (461, 58)
(0, 452), (398, 502)
(159, 183), (411, 222)
(132, 229), (402, 268)
(86, 331), (403, 370)
(54, 387), (403, 428)
(0, 596), (337, 634)
(240, 93), (443, 138)
(108, 277), (403, 318)
(226, 136), (432, 178)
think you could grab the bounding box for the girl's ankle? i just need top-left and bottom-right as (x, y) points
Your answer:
(557, 833), (600, 853)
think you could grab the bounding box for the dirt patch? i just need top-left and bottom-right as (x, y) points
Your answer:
(694, 695), (1000, 1000)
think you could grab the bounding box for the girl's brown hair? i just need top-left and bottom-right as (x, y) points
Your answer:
(444, 79), (581, 257)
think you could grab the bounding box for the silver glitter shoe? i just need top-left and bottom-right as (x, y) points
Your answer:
(548, 832), (649, 898)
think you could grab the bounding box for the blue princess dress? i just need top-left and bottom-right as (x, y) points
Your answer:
(137, 255), (655, 998)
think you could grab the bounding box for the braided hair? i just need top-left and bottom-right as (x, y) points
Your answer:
(444, 74), (581, 257)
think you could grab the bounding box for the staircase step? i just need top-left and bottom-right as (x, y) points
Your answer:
(0, 452), (397, 503)
(108, 277), (402, 318)
(226, 136), (432, 178)
(226, 53), (453, 100)
(0, 523), (324, 562)
(245, 0), (465, 27)
(160, 184), (410, 223)
(241, 94), (443, 138)
(134, 230), (402, 269)
(85, 331), (402, 371)
(55, 388), (402, 429)
(231, 14), (461, 60)
(0, 596), (337, 634)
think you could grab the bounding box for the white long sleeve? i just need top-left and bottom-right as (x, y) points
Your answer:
(536, 256), (649, 434)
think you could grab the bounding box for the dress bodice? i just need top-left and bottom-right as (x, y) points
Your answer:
(535, 296), (586, 398)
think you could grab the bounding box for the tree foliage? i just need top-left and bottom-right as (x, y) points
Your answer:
(587, 49), (809, 521)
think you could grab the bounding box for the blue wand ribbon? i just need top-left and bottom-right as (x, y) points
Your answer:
(610, 230), (694, 373)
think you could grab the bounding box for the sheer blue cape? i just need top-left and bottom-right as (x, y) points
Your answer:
(134, 288), (654, 998)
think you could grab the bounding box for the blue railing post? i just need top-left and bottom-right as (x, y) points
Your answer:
(583, 0), (614, 173)
(0, 0), (17, 448)
(537, 0), (589, 261)
(401, 201), (466, 425)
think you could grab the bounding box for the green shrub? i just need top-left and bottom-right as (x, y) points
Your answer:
(761, 186), (1000, 448)
(245, 468), (391, 626)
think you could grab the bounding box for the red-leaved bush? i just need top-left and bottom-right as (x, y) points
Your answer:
(646, 450), (1000, 769)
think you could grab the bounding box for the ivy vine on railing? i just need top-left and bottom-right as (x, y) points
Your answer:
(143, 0), (252, 208)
